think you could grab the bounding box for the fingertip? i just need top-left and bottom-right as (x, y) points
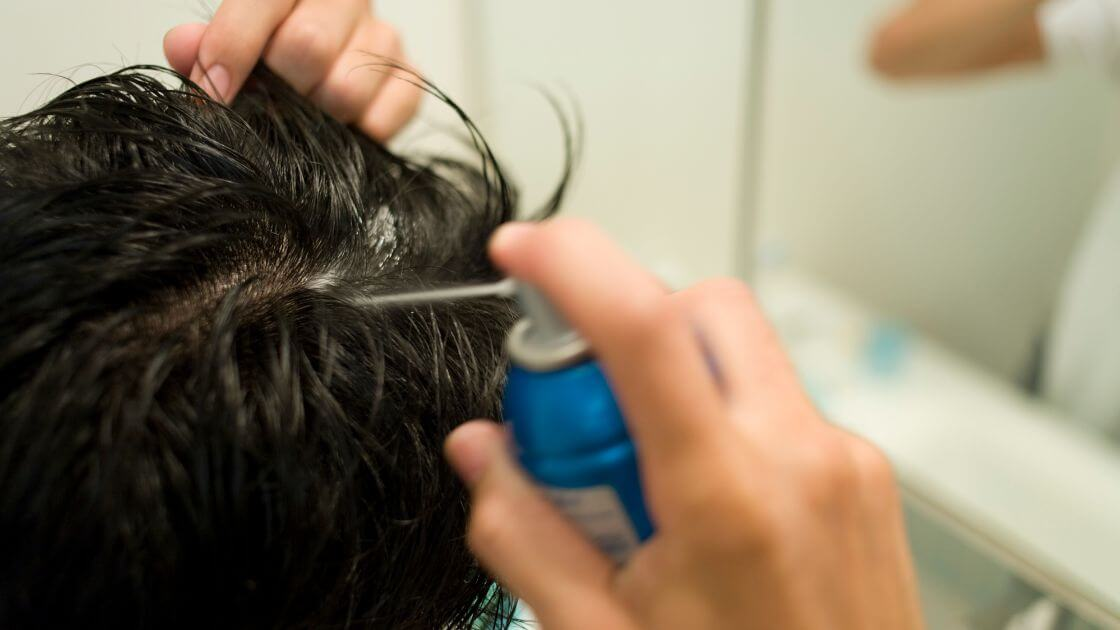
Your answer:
(445, 420), (504, 488)
(358, 77), (425, 142)
(190, 63), (233, 103)
(163, 23), (207, 76)
(362, 106), (414, 143)
(488, 222), (538, 272)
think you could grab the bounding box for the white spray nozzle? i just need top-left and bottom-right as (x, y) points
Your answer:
(508, 283), (589, 371)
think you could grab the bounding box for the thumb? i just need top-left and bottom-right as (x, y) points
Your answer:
(163, 23), (207, 77)
(445, 421), (632, 629)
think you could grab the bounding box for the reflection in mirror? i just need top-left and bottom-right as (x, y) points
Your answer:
(754, 0), (1120, 627)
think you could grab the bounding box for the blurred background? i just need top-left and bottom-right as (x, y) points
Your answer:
(2, 1), (1118, 628)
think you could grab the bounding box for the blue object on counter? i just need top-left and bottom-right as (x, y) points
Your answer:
(865, 320), (911, 378)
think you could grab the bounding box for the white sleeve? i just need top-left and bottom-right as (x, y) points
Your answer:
(1039, 0), (1120, 77)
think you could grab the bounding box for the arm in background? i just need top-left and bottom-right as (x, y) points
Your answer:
(869, 0), (1048, 78)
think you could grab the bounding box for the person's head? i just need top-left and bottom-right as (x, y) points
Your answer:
(0, 65), (557, 628)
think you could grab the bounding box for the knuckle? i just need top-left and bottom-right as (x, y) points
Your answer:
(628, 296), (685, 340)
(398, 78), (423, 112)
(850, 437), (896, 491)
(376, 75), (423, 123)
(371, 20), (403, 55)
(678, 276), (760, 321)
(197, 30), (236, 68)
(694, 276), (758, 307)
(278, 21), (338, 73)
(799, 435), (858, 510)
(315, 79), (366, 122)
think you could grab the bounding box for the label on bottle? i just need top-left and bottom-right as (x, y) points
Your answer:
(544, 485), (641, 563)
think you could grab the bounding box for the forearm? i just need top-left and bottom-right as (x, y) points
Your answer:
(871, 0), (1048, 79)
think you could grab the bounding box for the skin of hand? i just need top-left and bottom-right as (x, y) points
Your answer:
(163, 0), (421, 141)
(444, 219), (925, 630)
(870, 0), (1047, 78)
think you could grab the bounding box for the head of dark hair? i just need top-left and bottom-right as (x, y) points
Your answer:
(0, 64), (561, 628)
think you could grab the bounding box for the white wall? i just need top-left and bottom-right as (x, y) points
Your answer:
(757, 0), (1120, 379)
(475, 1), (753, 288)
(0, 0), (191, 115)
(0, 2), (472, 121)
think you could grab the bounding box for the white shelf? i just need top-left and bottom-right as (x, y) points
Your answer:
(758, 269), (1120, 628)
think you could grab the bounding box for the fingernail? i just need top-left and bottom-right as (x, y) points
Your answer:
(445, 422), (498, 487)
(490, 222), (535, 254)
(192, 63), (230, 102)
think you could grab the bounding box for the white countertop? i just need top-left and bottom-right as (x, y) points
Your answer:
(758, 270), (1120, 628)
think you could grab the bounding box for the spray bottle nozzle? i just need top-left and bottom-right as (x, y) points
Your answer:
(508, 283), (589, 372)
(512, 284), (579, 348)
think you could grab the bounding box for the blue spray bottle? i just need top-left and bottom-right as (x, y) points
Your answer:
(502, 284), (654, 563)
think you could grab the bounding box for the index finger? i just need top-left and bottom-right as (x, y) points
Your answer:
(489, 220), (735, 479)
(191, 0), (299, 102)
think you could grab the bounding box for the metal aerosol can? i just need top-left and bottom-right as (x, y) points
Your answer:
(502, 284), (654, 563)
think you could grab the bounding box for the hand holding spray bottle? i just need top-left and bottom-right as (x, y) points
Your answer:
(362, 278), (654, 563)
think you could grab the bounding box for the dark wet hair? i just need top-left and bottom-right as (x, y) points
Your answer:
(0, 65), (564, 628)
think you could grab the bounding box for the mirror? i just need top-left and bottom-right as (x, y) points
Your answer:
(753, 0), (1120, 627)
